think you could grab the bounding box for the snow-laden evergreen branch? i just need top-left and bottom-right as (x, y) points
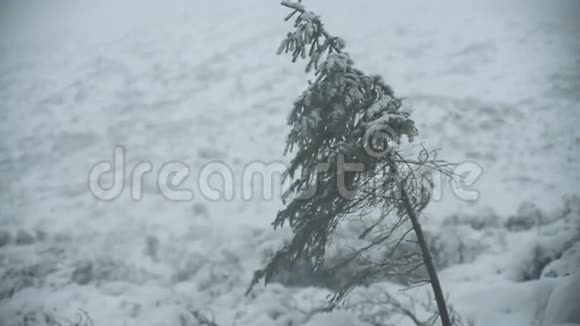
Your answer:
(278, 1), (351, 73)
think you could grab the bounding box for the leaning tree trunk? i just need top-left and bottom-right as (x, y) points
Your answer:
(387, 156), (453, 326)
(400, 185), (452, 326)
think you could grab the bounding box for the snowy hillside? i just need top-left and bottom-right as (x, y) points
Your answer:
(1, 0), (579, 325)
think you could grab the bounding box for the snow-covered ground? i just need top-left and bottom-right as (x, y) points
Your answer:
(1, 0), (579, 325)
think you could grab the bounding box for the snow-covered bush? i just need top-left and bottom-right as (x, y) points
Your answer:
(538, 196), (580, 278)
(516, 243), (562, 281)
(70, 257), (151, 285)
(505, 201), (552, 231)
(0, 230), (11, 247)
(442, 207), (501, 231)
(427, 226), (488, 269)
(541, 241), (580, 278)
(542, 272), (580, 325)
(0, 262), (57, 300)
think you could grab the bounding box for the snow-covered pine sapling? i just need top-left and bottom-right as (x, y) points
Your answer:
(248, 2), (455, 326)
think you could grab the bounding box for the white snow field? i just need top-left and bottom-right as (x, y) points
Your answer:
(1, 0), (579, 325)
